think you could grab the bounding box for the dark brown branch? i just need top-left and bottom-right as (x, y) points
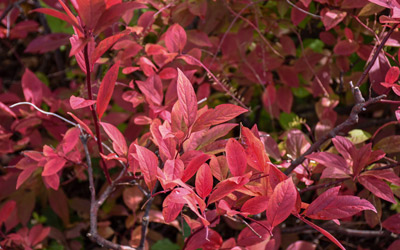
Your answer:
(137, 194), (154, 250)
(284, 92), (386, 175)
(80, 135), (135, 250)
(355, 23), (399, 88)
(299, 178), (350, 194)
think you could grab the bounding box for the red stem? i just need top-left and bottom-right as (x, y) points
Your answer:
(83, 43), (112, 183)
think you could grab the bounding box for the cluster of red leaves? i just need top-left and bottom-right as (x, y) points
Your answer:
(1, 0), (400, 249)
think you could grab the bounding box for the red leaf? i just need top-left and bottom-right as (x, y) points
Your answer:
(136, 74), (163, 106)
(162, 194), (185, 223)
(226, 138), (247, 177)
(334, 40), (359, 56)
(32, 8), (80, 31)
(241, 127), (270, 173)
(208, 173), (251, 205)
(22, 68), (44, 107)
(68, 112), (95, 139)
(94, 2), (147, 34)
(192, 104), (248, 132)
(241, 196), (269, 215)
(0, 200), (16, 226)
(75, 0), (106, 30)
(296, 215), (345, 250)
(42, 157), (67, 176)
(277, 66), (299, 87)
(195, 163), (213, 199)
(321, 8), (347, 31)
(304, 186), (377, 220)
(385, 66), (400, 84)
(267, 178), (297, 228)
(0, 101), (17, 118)
(287, 241), (316, 250)
(123, 186), (143, 211)
(306, 152), (350, 174)
(388, 240), (400, 250)
(25, 33), (69, 54)
(276, 86), (293, 113)
(237, 220), (271, 247)
(382, 214), (400, 234)
(69, 95), (96, 109)
(184, 228), (222, 250)
(48, 188), (70, 225)
(134, 145), (158, 191)
(177, 68), (197, 128)
(17, 164), (38, 189)
(96, 61), (120, 119)
(358, 176), (396, 203)
(332, 136), (354, 161)
(369, 51), (391, 95)
(195, 123), (238, 150)
(291, 2), (308, 26)
(361, 169), (400, 186)
(209, 155), (229, 181)
(165, 23), (187, 53)
(28, 224), (51, 246)
(182, 153), (210, 182)
(100, 122), (127, 156)
(91, 32), (128, 64)
(43, 174), (60, 190)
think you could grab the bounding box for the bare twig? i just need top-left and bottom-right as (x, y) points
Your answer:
(355, 23), (399, 87)
(81, 134), (135, 250)
(284, 86), (386, 175)
(286, 0), (321, 19)
(299, 178), (349, 194)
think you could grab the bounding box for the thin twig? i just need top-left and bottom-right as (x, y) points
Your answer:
(299, 178), (349, 194)
(0, 0), (26, 27)
(81, 134), (135, 250)
(355, 23), (399, 87)
(286, 0), (321, 19)
(284, 87), (386, 175)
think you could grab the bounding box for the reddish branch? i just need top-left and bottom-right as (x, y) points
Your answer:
(83, 42), (112, 183)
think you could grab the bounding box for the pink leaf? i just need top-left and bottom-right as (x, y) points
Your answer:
(96, 61), (120, 119)
(42, 157), (67, 176)
(306, 152), (350, 174)
(321, 8), (347, 31)
(135, 145), (158, 191)
(267, 178), (297, 228)
(100, 122), (127, 156)
(195, 163), (213, 199)
(17, 164), (38, 189)
(165, 23), (187, 53)
(287, 241), (316, 250)
(334, 40), (359, 56)
(237, 220), (271, 247)
(68, 112), (95, 139)
(358, 176), (396, 203)
(61, 127), (80, 154)
(361, 169), (400, 186)
(32, 8), (80, 31)
(332, 136), (354, 161)
(164, 159), (184, 181)
(28, 224), (51, 246)
(69, 95), (96, 109)
(382, 214), (400, 234)
(184, 228), (222, 250)
(304, 186), (377, 220)
(177, 68), (197, 127)
(385, 66), (400, 84)
(0, 101), (17, 118)
(226, 138), (247, 177)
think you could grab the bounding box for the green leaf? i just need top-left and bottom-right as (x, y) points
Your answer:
(183, 219), (191, 239)
(151, 239), (180, 250)
(292, 87), (310, 98)
(374, 135), (400, 154)
(348, 129), (371, 144)
(279, 112), (299, 130)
